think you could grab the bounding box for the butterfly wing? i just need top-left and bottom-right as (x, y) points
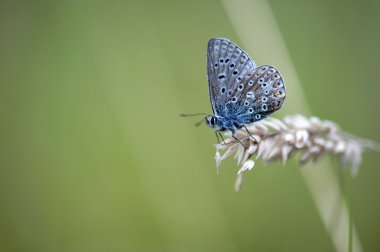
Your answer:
(207, 38), (257, 116)
(224, 65), (286, 124)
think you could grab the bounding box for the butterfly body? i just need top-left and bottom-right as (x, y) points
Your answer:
(205, 115), (243, 134)
(205, 38), (286, 136)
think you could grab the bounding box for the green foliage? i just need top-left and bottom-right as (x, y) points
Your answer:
(0, 1), (379, 251)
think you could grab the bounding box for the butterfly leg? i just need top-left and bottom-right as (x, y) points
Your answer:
(215, 130), (227, 144)
(214, 131), (220, 144)
(218, 131), (227, 144)
(232, 135), (248, 149)
(242, 125), (258, 144)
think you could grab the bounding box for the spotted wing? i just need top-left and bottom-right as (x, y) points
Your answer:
(224, 65), (286, 124)
(207, 38), (257, 116)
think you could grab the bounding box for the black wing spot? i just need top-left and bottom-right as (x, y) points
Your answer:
(262, 97), (268, 102)
(219, 58), (224, 63)
(244, 100), (250, 106)
(255, 114), (261, 120)
(262, 83), (267, 87)
(230, 63), (235, 68)
(237, 76), (242, 81)
(258, 78), (264, 84)
(238, 84), (244, 91)
(221, 87), (226, 94)
(262, 104), (268, 111)
(248, 80), (254, 86)
(218, 74), (226, 80)
(233, 70), (238, 75)
(231, 97), (237, 103)
(248, 108), (254, 114)
(214, 63), (218, 68)
(225, 58), (230, 63)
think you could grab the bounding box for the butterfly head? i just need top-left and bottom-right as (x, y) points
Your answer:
(205, 116), (222, 130)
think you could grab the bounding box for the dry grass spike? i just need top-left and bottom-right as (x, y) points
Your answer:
(215, 114), (380, 191)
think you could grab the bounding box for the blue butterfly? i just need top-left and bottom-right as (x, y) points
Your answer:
(182, 38), (286, 145)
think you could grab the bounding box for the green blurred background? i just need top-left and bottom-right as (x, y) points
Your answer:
(1, 0), (379, 251)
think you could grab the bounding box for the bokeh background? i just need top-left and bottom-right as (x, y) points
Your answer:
(1, 0), (380, 251)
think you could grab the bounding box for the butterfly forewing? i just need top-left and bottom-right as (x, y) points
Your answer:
(207, 38), (257, 116)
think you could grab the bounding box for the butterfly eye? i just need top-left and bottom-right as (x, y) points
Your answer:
(210, 117), (215, 126)
(255, 114), (261, 120)
(248, 80), (254, 86)
(238, 84), (244, 91)
(248, 108), (254, 114)
(262, 104), (268, 111)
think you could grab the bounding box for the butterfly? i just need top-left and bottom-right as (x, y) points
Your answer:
(204, 38), (286, 144)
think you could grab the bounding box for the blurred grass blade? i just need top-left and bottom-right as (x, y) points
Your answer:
(222, 0), (362, 251)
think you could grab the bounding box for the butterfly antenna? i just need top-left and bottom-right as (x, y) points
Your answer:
(195, 119), (204, 127)
(180, 113), (208, 117)
(180, 112), (211, 127)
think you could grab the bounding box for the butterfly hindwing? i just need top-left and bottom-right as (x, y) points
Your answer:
(207, 38), (257, 116)
(226, 65), (286, 124)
